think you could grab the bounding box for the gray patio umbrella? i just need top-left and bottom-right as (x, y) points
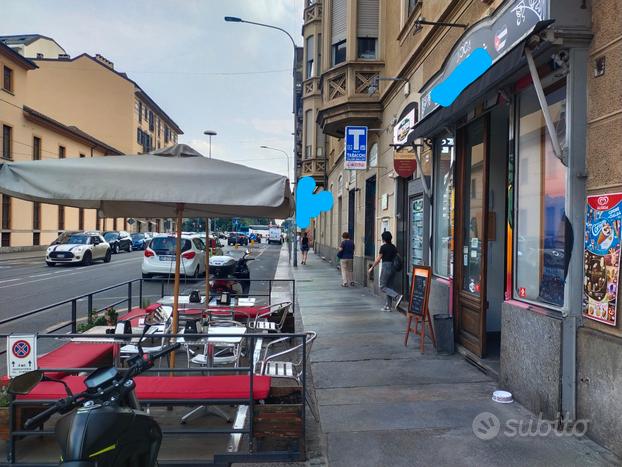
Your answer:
(0, 143), (294, 366)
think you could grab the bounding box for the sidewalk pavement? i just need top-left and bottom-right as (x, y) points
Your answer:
(0, 249), (45, 261)
(291, 249), (619, 467)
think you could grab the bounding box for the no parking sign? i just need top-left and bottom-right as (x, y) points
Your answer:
(7, 334), (37, 378)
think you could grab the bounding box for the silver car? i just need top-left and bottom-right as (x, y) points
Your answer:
(46, 232), (111, 266)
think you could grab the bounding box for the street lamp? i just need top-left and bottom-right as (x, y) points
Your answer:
(225, 15), (300, 267)
(260, 145), (290, 183)
(203, 130), (217, 158)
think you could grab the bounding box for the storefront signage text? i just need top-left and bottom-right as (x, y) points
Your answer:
(419, 0), (550, 120)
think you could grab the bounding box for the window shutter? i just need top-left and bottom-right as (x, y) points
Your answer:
(331, 0), (347, 44)
(357, 0), (378, 38)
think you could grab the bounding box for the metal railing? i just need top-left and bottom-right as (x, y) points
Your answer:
(4, 330), (308, 465)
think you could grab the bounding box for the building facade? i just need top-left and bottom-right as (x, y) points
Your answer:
(0, 36), (184, 248)
(304, 0), (622, 457)
(0, 43), (123, 248)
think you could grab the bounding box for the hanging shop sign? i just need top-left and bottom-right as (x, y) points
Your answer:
(393, 102), (418, 147)
(394, 150), (418, 178)
(583, 193), (622, 326)
(344, 126), (368, 170)
(419, 0), (550, 121)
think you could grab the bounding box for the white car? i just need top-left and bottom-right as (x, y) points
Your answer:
(142, 234), (206, 279)
(46, 232), (111, 266)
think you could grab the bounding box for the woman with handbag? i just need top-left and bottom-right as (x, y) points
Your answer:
(337, 232), (355, 287)
(368, 231), (403, 311)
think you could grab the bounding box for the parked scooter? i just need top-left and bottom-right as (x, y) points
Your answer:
(9, 336), (180, 466)
(209, 249), (254, 296)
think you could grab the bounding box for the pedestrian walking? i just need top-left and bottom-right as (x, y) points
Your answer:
(368, 231), (403, 311)
(337, 232), (355, 286)
(300, 231), (310, 264)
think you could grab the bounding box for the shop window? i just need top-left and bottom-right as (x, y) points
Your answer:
(33, 202), (40, 230)
(2, 195), (10, 229)
(357, 38), (377, 59)
(79, 209), (84, 231)
(515, 80), (568, 308)
(432, 137), (455, 278)
(332, 40), (346, 66)
(58, 205), (65, 230)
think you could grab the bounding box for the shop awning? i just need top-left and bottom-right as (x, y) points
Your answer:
(409, 42), (529, 140)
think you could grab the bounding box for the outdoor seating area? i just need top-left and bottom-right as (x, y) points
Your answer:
(2, 286), (312, 465)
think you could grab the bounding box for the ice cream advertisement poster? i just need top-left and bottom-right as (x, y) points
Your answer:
(583, 193), (622, 326)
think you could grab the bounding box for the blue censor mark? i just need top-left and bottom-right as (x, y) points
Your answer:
(296, 176), (333, 229)
(430, 47), (493, 107)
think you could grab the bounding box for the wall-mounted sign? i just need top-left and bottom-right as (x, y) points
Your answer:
(394, 149), (417, 178)
(583, 193), (622, 326)
(344, 126), (368, 170)
(7, 334), (37, 378)
(419, 0), (551, 121)
(393, 104), (417, 147)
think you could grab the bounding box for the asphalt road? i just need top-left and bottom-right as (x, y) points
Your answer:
(0, 242), (282, 337)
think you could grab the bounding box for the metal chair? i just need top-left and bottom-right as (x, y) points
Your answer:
(257, 331), (318, 420)
(247, 301), (292, 333)
(189, 320), (247, 368)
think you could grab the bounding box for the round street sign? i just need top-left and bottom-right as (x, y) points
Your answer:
(12, 340), (31, 358)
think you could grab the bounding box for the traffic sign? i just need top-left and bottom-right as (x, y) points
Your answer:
(344, 126), (368, 170)
(7, 334), (37, 378)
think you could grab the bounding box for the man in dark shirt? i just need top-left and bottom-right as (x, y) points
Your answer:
(368, 231), (403, 311)
(338, 232), (355, 286)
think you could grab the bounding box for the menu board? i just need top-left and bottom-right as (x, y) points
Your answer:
(583, 193), (622, 326)
(409, 266), (431, 317)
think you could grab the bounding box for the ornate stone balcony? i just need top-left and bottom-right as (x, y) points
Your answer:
(303, 77), (321, 99)
(317, 61), (384, 138)
(301, 156), (327, 186)
(304, 0), (322, 25)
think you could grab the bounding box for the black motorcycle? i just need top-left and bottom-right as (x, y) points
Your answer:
(9, 340), (180, 466)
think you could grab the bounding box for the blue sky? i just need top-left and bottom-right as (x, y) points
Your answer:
(0, 0), (303, 180)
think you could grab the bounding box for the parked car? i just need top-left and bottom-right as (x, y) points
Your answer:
(227, 232), (249, 246)
(142, 234), (206, 278)
(46, 232), (111, 266)
(130, 232), (150, 250)
(104, 230), (132, 254)
(197, 234), (223, 256)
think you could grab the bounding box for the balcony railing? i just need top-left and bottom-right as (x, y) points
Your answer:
(303, 77), (321, 98)
(322, 61), (384, 104)
(304, 0), (322, 24)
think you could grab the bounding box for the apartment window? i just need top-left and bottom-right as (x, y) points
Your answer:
(113, 218), (117, 230)
(515, 79), (568, 308)
(331, 0), (347, 65)
(432, 137), (455, 278)
(408, 0), (419, 14)
(148, 111), (154, 131)
(2, 125), (11, 160)
(317, 34), (322, 75)
(1, 195), (10, 229)
(157, 118), (161, 136)
(357, 38), (377, 59)
(58, 205), (65, 230)
(79, 209), (84, 230)
(33, 202), (41, 230)
(58, 145), (66, 159)
(79, 153), (86, 158)
(306, 36), (315, 79)
(332, 40), (347, 66)
(357, 0), (378, 59)
(304, 110), (313, 159)
(138, 101), (143, 123)
(3, 66), (13, 92)
(33, 137), (41, 160)
(164, 126), (170, 143)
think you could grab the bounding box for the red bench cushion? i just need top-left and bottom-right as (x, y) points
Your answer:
(118, 307), (149, 327)
(38, 343), (114, 380)
(17, 375), (272, 401)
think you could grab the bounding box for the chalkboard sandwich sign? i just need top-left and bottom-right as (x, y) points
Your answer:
(405, 266), (436, 353)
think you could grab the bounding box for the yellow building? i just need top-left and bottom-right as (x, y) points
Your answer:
(0, 34), (184, 248)
(0, 42), (124, 248)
